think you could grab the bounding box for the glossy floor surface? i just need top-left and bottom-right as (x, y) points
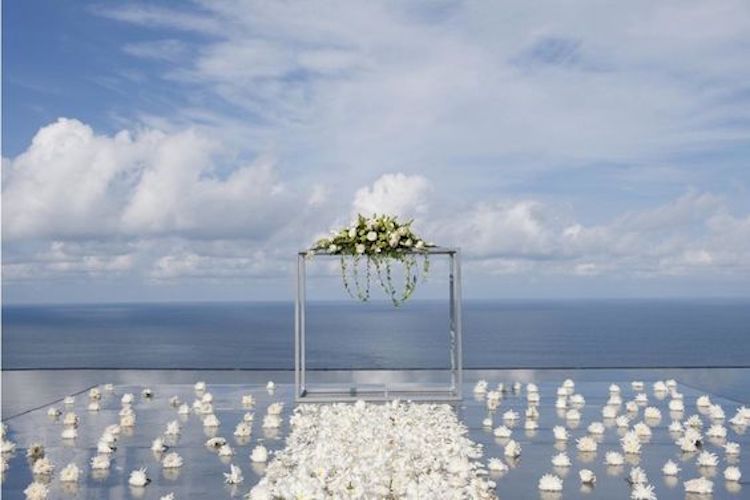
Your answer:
(2, 369), (749, 499)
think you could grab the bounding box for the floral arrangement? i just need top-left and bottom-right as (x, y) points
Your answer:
(309, 214), (432, 306)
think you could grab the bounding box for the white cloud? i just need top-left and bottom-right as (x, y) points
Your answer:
(352, 173), (431, 220)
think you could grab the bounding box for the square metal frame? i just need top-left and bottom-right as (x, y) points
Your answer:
(295, 247), (463, 402)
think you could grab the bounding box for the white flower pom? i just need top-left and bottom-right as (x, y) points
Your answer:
(90, 455), (111, 470)
(724, 466), (741, 482)
(23, 482), (49, 499)
(696, 451), (719, 467)
(32, 457), (55, 475)
(250, 445), (268, 463)
(59, 463), (81, 482)
(669, 399), (684, 412)
(588, 421), (605, 434)
(631, 483), (657, 500)
(234, 421), (252, 437)
(576, 436), (597, 452)
(224, 464), (243, 484)
(151, 437), (167, 453)
(121, 393), (134, 405)
(493, 426), (512, 438)
(177, 403), (190, 415)
(473, 380), (488, 394)
(696, 395), (711, 408)
(551, 452), (571, 467)
(194, 381), (206, 392)
(504, 440), (522, 458)
(538, 474), (563, 492)
(162, 452), (183, 468)
(487, 458), (508, 472)
(165, 420), (181, 436)
(662, 460), (680, 475)
(629, 466), (648, 485)
(684, 477), (713, 494)
(267, 402), (284, 415)
(579, 469), (596, 484)
(128, 467), (150, 487)
(203, 414), (220, 428)
(706, 424), (727, 438)
(605, 451), (625, 466)
(553, 426), (568, 441)
(725, 441), (740, 455)
(621, 431), (641, 454)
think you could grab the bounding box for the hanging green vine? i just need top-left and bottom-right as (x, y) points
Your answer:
(308, 214), (433, 306)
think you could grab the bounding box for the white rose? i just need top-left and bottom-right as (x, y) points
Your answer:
(355, 244), (366, 254)
(366, 231), (377, 241)
(348, 228), (357, 238)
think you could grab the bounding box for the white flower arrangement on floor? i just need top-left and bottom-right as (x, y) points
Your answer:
(308, 214), (433, 306)
(249, 401), (496, 499)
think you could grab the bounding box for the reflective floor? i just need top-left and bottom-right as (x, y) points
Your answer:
(2, 369), (749, 499)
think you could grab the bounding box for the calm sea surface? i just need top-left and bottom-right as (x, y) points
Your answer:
(2, 300), (749, 370)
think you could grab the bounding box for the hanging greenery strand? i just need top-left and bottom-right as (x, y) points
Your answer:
(308, 214), (433, 307)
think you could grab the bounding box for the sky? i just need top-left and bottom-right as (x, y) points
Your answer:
(2, 0), (750, 304)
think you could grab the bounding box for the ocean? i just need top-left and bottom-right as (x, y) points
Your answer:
(2, 300), (749, 370)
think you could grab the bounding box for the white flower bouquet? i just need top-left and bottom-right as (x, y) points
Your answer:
(309, 214), (432, 306)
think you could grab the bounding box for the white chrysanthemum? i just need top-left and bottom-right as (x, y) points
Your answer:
(32, 457), (54, 475)
(677, 436), (698, 453)
(668, 420), (683, 433)
(709, 404), (725, 420)
(482, 416), (493, 427)
(234, 421), (252, 437)
(63, 412), (79, 427)
(565, 409), (581, 421)
(162, 452), (183, 469)
(553, 426), (568, 441)
(556, 387), (567, 397)
(634, 422), (652, 438)
(26, 443), (44, 460)
(684, 477), (713, 494)
(631, 483), (657, 500)
(608, 394), (623, 406)
(524, 419), (538, 431)
(602, 405), (618, 419)
(177, 403), (190, 415)
(666, 379), (677, 390)
(527, 392), (540, 404)
(243, 412), (254, 423)
(23, 481), (49, 499)
(487, 458), (508, 472)
(724, 466), (741, 481)
(653, 381), (667, 393)
(588, 422), (605, 434)
(563, 379), (575, 391)
(696, 451), (719, 467)
(570, 394), (585, 406)
(580, 469), (596, 484)
(538, 474), (563, 492)
(251, 445), (269, 463)
(120, 413), (136, 427)
(725, 441), (740, 455)
(504, 440), (521, 458)
(696, 395), (711, 408)
(206, 437), (227, 449)
(90, 455), (110, 470)
(626, 401), (639, 413)
(267, 402), (284, 415)
(46, 407), (61, 418)
(64, 396), (75, 405)
(555, 397), (567, 409)
(610, 384), (621, 394)
(635, 393), (648, 405)
(526, 406), (539, 419)
(631, 381), (644, 391)
(629, 466), (648, 485)
(61, 427), (77, 440)
(151, 437), (167, 452)
(2, 440), (16, 454)
(669, 399), (685, 412)
(242, 394), (255, 407)
(59, 463), (80, 482)
(121, 393), (134, 405)
(473, 380), (488, 394)
(616, 415), (630, 428)
(577, 436), (597, 452)
(262, 414), (282, 429)
(662, 459), (680, 475)
(605, 451), (625, 466)
(486, 398), (500, 411)
(194, 381), (206, 392)
(706, 424), (727, 438)
(128, 467), (150, 487)
(686, 414), (703, 428)
(218, 444), (234, 457)
(526, 383), (539, 393)
(621, 431), (641, 454)
(551, 452), (571, 467)
(97, 440), (115, 454)
(165, 420), (181, 436)
(493, 425), (512, 438)
(502, 410), (519, 422)
(224, 464), (243, 484)
(644, 407), (661, 420)
(203, 414), (220, 427)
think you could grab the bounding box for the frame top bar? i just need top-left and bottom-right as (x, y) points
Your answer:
(298, 246), (460, 256)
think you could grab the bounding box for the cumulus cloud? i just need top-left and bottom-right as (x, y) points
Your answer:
(352, 173), (431, 220)
(2, 118), (292, 241)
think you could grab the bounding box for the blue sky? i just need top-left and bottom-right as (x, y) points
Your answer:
(3, 0), (750, 303)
